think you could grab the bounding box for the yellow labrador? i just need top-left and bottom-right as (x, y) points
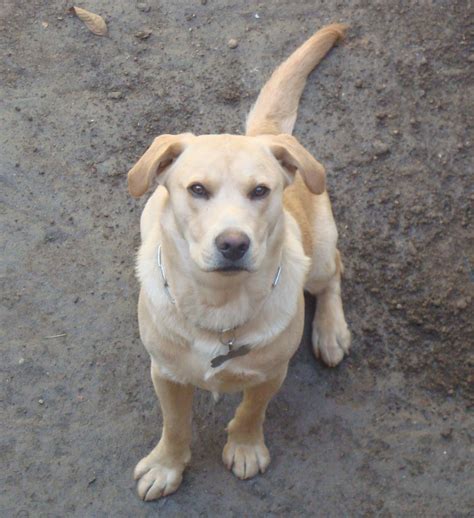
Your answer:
(128, 23), (350, 501)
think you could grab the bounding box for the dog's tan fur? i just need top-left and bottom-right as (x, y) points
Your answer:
(128, 24), (350, 501)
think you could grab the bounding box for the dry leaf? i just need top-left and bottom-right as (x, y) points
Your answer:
(69, 6), (107, 36)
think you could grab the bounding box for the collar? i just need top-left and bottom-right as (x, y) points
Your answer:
(157, 244), (282, 368)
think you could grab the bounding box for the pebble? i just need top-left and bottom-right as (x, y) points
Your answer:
(136, 2), (150, 12)
(354, 79), (363, 88)
(373, 140), (390, 156)
(227, 38), (238, 49)
(38, 399), (44, 405)
(18, 358), (25, 364)
(455, 297), (468, 310)
(440, 427), (453, 439)
(135, 29), (152, 40)
(107, 91), (123, 100)
(468, 54), (474, 62)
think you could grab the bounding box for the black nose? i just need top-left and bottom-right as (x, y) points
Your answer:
(215, 230), (250, 261)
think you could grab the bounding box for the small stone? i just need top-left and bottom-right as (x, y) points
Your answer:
(135, 29), (152, 40)
(468, 54), (474, 62)
(354, 79), (363, 88)
(136, 2), (150, 12)
(227, 38), (238, 49)
(107, 91), (123, 100)
(455, 297), (468, 310)
(18, 358), (25, 365)
(376, 112), (388, 120)
(407, 240), (417, 254)
(38, 399), (44, 405)
(361, 322), (375, 332)
(440, 428), (453, 439)
(373, 140), (390, 157)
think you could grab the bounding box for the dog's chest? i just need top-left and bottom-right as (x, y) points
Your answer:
(138, 293), (265, 390)
(151, 337), (265, 392)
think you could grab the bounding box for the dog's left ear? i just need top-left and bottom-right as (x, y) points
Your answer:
(127, 133), (194, 197)
(257, 134), (326, 194)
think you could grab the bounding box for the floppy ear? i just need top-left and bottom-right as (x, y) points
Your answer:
(127, 133), (193, 197)
(257, 134), (326, 194)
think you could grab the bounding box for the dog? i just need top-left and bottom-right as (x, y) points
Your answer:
(127, 23), (350, 501)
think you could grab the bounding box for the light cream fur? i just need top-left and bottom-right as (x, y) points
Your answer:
(128, 23), (350, 501)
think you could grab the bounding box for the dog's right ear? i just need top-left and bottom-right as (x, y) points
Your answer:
(127, 133), (193, 197)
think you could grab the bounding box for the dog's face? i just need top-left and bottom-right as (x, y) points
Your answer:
(165, 136), (289, 273)
(128, 134), (326, 273)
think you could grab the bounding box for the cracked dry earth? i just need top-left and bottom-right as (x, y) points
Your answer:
(1, 1), (472, 517)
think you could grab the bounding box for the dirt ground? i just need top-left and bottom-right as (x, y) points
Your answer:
(1, 0), (473, 516)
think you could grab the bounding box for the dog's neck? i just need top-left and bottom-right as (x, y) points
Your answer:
(158, 212), (286, 333)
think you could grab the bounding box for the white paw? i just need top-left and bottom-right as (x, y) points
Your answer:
(222, 439), (270, 480)
(313, 319), (351, 367)
(134, 455), (185, 501)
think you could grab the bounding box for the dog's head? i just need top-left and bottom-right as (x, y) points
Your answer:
(128, 134), (325, 273)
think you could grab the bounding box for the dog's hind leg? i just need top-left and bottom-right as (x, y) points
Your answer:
(307, 252), (351, 367)
(134, 364), (194, 500)
(223, 369), (287, 479)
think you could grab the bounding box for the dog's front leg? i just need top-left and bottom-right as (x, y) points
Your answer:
(134, 363), (194, 501)
(223, 370), (286, 480)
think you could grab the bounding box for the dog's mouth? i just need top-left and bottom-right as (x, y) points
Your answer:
(211, 265), (249, 273)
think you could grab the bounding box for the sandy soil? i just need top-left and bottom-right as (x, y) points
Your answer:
(1, 1), (473, 516)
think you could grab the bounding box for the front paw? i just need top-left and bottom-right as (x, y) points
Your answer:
(134, 451), (188, 501)
(313, 319), (351, 367)
(222, 438), (270, 480)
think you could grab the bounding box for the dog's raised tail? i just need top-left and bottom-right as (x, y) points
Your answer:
(245, 23), (348, 137)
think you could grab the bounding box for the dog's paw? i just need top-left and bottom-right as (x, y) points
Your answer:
(134, 455), (185, 501)
(223, 439), (270, 480)
(313, 319), (351, 367)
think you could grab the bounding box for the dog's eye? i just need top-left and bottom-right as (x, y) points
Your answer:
(249, 185), (270, 200)
(188, 183), (209, 199)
